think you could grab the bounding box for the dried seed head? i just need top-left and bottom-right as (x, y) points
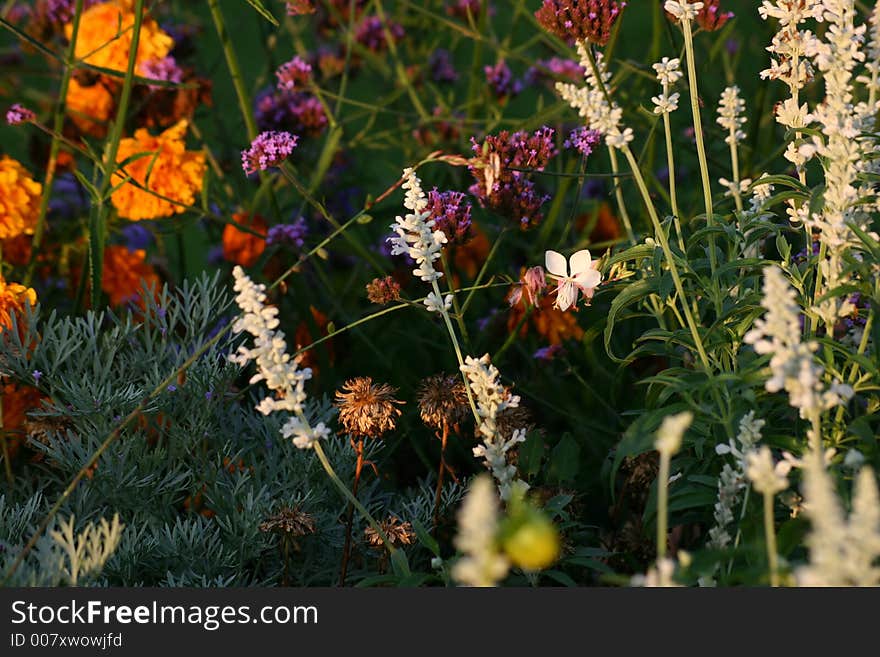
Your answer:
(259, 507), (317, 537)
(365, 276), (401, 305)
(335, 377), (404, 438)
(495, 404), (536, 443)
(364, 516), (416, 548)
(417, 373), (470, 431)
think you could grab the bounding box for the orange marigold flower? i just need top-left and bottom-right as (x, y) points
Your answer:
(222, 213), (267, 267)
(1, 234), (32, 266)
(1, 381), (45, 460)
(101, 245), (159, 306)
(0, 156), (42, 240)
(0, 273), (37, 333)
(65, 0), (173, 76)
(507, 293), (584, 346)
(66, 78), (114, 136)
(110, 120), (206, 220)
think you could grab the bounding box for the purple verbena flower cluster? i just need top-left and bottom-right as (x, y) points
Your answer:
(255, 88), (328, 137)
(276, 56), (312, 91)
(484, 61), (523, 101)
(355, 16), (404, 53)
(266, 218), (308, 249)
(426, 189), (473, 245)
(140, 56), (184, 90)
(429, 49), (458, 83)
(468, 127), (557, 229)
(564, 127), (602, 157)
(534, 0), (627, 46)
(525, 57), (586, 87)
(6, 103), (35, 126)
(241, 131), (298, 175)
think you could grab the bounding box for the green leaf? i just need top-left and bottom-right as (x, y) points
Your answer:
(244, 0), (279, 25)
(411, 518), (439, 557)
(548, 433), (580, 484)
(604, 278), (659, 363)
(72, 170), (101, 203)
(517, 430), (545, 479)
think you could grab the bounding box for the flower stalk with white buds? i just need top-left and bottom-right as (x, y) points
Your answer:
(807, 0), (869, 332)
(709, 412), (765, 552)
(229, 266), (409, 576)
(746, 446), (792, 586)
(654, 411), (693, 560)
(743, 267), (853, 443)
(797, 456), (880, 586)
(716, 85), (748, 213)
(452, 475), (510, 587)
(387, 167), (480, 423)
(460, 354), (528, 500)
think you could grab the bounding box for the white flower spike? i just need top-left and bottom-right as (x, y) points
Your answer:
(544, 249), (602, 312)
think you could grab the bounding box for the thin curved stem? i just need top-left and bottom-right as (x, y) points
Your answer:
(622, 145), (711, 372)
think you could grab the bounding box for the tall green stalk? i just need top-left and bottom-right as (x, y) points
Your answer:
(657, 450), (671, 560)
(681, 18), (717, 274)
(25, 0), (84, 288)
(762, 491), (780, 587)
(89, 0), (145, 309)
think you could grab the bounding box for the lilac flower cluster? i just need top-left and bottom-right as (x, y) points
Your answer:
(276, 56), (312, 91)
(42, 0), (100, 26)
(255, 88), (328, 137)
(426, 189), (473, 244)
(446, 0), (493, 20)
(241, 131), (298, 176)
(140, 56), (184, 90)
(525, 57), (586, 87)
(6, 103), (35, 126)
(429, 49), (458, 83)
(266, 218), (308, 249)
(564, 127), (602, 157)
(468, 127), (557, 229)
(355, 16), (404, 53)
(484, 61), (523, 101)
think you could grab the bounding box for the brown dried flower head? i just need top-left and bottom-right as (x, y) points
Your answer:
(364, 516), (416, 548)
(259, 507), (317, 537)
(496, 403), (536, 443)
(417, 373), (470, 431)
(335, 377), (404, 438)
(365, 276), (401, 305)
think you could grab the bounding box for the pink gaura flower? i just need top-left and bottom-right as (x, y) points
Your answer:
(544, 249), (601, 311)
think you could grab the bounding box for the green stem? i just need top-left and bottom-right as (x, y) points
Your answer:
(313, 441), (411, 577)
(657, 452), (670, 560)
(208, 0), (258, 141)
(89, 0), (145, 308)
(661, 106), (685, 252)
(609, 148), (636, 244)
(440, 250), (470, 349)
(681, 18), (717, 274)
(431, 279), (481, 425)
(622, 145), (711, 372)
(728, 131), (744, 215)
(24, 0), (84, 288)
(763, 492), (779, 587)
